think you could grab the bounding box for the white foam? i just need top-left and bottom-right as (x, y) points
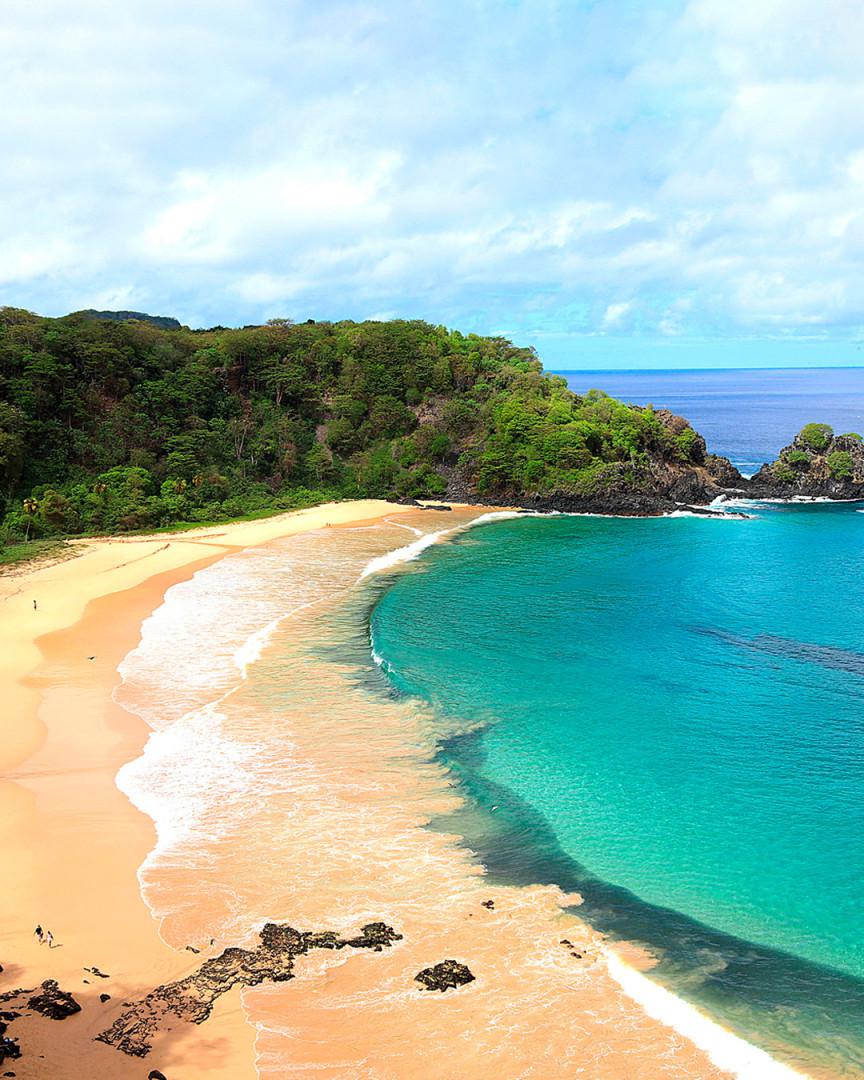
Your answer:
(605, 950), (810, 1080)
(370, 646), (388, 669)
(383, 517), (424, 536)
(665, 508), (750, 519)
(716, 493), (864, 508)
(358, 528), (454, 579)
(233, 599), (324, 677)
(358, 510), (529, 580)
(233, 615), (285, 677)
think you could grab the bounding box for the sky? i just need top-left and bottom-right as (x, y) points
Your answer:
(2, 0), (864, 368)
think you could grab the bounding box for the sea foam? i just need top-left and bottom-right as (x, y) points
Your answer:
(605, 951), (809, 1080)
(358, 510), (530, 580)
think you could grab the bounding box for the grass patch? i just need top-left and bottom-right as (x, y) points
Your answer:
(0, 538), (72, 569)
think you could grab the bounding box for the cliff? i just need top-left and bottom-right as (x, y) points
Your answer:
(444, 407), (743, 515)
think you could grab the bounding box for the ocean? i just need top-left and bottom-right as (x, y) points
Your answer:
(371, 505), (864, 1077)
(112, 368), (864, 1078)
(367, 369), (864, 1077)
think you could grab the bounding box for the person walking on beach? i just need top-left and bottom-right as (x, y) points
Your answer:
(34, 925), (43, 944)
(33, 599), (37, 611)
(46, 930), (54, 948)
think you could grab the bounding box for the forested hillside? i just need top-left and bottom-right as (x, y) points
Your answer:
(0, 308), (734, 542)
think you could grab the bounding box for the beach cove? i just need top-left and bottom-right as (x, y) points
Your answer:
(0, 499), (815, 1079)
(0, 500), (416, 1077)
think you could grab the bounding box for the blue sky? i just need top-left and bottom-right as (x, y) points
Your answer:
(2, 0), (864, 367)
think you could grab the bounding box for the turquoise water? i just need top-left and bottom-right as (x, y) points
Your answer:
(370, 504), (864, 1075)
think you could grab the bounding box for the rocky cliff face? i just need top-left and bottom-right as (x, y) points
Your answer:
(444, 415), (864, 515)
(749, 426), (864, 500)
(446, 406), (746, 515)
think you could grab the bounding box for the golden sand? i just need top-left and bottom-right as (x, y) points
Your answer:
(0, 501), (731, 1079)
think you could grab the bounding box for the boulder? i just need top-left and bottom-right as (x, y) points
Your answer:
(26, 980), (81, 1020)
(415, 960), (476, 992)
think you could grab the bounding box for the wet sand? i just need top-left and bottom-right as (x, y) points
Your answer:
(0, 500), (741, 1079)
(0, 501), (413, 1079)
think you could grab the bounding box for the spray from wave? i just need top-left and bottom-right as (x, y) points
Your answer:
(358, 510), (532, 580)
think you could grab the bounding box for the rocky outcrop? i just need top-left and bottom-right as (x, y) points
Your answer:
(0, 980), (81, 1067)
(749, 427), (864, 499)
(414, 960), (476, 992)
(0, 1018), (21, 1065)
(445, 412), (864, 514)
(0, 980), (81, 1024)
(446, 407), (746, 516)
(97, 921), (402, 1058)
(26, 980), (81, 1020)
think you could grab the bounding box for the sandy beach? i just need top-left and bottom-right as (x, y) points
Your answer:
(0, 500), (413, 1078)
(0, 499), (747, 1079)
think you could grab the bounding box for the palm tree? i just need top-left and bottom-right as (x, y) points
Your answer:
(23, 497), (38, 541)
(173, 478), (188, 495)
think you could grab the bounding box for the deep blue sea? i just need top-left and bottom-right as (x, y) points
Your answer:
(370, 369), (864, 1078)
(558, 367), (864, 476)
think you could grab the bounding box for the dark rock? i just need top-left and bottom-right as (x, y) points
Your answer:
(97, 920), (402, 1058)
(397, 499), (453, 512)
(184, 946), (200, 954)
(148, 1071), (168, 1080)
(481, 900), (495, 910)
(26, 980), (81, 1020)
(0, 1018), (21, 1065)
(344, 923), (403, 950)
(84, 966), (110, 979)
(100, 994), (111, 1004)
(415, 960), (476, 993)
(749, 429), (864, 501)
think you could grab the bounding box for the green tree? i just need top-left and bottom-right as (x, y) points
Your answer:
(798, 423), (833, 451)
(22, 497), (38, 539)
(827, 450), (854, 480)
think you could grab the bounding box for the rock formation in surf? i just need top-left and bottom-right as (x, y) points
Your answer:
(414, 959), (476, 992)
(96, 920), (402, 1058)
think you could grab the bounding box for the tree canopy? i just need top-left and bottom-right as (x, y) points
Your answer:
(0, 308), (706, 542)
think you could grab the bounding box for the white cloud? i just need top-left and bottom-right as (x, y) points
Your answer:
(0, 0), (863, 344)
(602, 302), (634, 329)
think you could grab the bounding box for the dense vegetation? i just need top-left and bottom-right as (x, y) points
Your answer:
(0, 308), (710, 544)
(763, 424), (863, 484)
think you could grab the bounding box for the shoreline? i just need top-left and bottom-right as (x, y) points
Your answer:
(0, 497), (809, 1078)
(362, 531), (820, 1080)
(0, 499), (419, 1077)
